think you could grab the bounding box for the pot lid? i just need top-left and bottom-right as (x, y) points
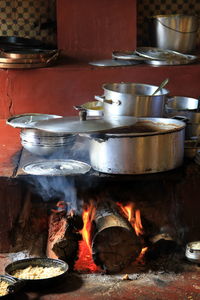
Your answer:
(135, 47), (195, 62)
(89, 59), (140, 67)
(112, 51), (147, 61)
(7, 113), (62, 129)
(34, 116), (138, 134)
(22, 159), (91, 175)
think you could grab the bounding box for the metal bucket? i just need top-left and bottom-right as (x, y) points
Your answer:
(149, 14), (199, 53)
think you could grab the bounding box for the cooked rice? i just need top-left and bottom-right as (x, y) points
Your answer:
(12, 265), (63, 279)
(0, 280), (9, 296)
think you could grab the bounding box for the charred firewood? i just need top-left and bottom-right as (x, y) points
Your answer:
(46, 206), (83, 271)
(90, 199), (142, 274)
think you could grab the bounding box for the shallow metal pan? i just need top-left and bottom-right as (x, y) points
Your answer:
(5, 257), (68, 288)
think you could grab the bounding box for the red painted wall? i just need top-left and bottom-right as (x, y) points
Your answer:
(57, 0), (137, 61)
(0, 63), (200, 119)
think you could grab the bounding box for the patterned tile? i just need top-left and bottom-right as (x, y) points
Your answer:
(0, 0), (56, 45)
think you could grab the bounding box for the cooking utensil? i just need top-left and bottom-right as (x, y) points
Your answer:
(22, 159), (91, 175)
(152, 78), (169, 96)
(34, 115), (137, 134)
(185, 241), (200, 263)
(95, 82), (169, 117)
(148, 14), (199, 53)
(82, 117), (185, 174)
(5, 258), (68, 287)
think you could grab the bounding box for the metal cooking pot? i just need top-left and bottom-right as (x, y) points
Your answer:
(20, 129), (76, 156)
(165, 96), (199, 118)
(185, 113), (200, 139)
(95, 82), (169, 117)
(83, 118), (185, 174)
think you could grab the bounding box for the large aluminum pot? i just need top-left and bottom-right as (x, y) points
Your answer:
(149, 14), (199, 53)
(95, 83), (169, 117)
(84, 118), (185, 174)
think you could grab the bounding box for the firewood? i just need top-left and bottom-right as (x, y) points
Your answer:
(46, 210), (82, 270)
(91, 200), (142, 273)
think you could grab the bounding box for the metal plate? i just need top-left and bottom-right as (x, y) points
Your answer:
(22, 159), (91, 175)
(7, 113), (62, 129)
(135, 47), (198, 62)
(0, 61), (55, 69)
(89, 59), (140, 66)
(112, 51), (146, 61)
(34, 116), (138, 134)
(145, 55), (198, 66)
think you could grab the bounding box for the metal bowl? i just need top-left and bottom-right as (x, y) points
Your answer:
(5, 258), (68, 287)
(185, 241), (200, 263)
(81, 101), (103, 117)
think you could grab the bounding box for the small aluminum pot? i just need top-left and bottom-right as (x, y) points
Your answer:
(95, 83), (169, 117)
(84, 118), (185, 174)
(185, 113), (200, 139)
(185, 241), (200, 263)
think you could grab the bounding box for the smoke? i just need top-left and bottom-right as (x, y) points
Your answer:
(27, 176), (80, 212)
(22, 135), (91, 212)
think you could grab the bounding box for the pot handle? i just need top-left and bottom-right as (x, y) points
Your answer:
(94, 95), (121, 106)
(171, 115), (189, 123)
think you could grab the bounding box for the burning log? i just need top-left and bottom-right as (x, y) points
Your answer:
(85, 199), (142, 273)
(46, 202), (83, 270)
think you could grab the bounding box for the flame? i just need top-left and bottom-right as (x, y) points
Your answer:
(117, 202), (143, 236)
(81, 201), (96, 251)
(75, 201), (100, 272)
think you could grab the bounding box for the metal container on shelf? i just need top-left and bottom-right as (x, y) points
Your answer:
(149, 14), (199, 53)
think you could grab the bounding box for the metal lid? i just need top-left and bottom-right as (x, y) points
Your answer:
(135, 47), (197, 62)
(7, 113), (62, 129)
(112, 51), (146, 61)
(89, 59), (140, 67)
(34, 116), (137, 134)
(22, 159), (91, 175)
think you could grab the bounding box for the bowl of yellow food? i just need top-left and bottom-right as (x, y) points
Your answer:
(5, 257), (68, 288)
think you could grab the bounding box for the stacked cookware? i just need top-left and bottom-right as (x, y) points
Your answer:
(7, 81), (189, 175)
(164, 96), (200, 160)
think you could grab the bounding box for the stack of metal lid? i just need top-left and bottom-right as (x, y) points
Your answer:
(112, 47), (198, 66)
